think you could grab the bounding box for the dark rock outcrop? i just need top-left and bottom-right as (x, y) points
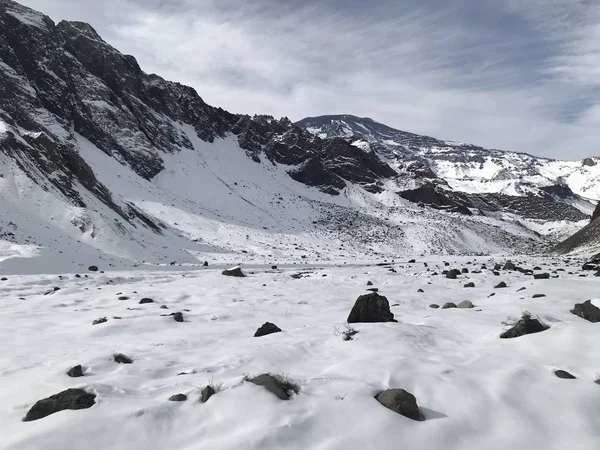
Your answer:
(347, 292), (396, 323)
(222, 267), (246, 278)
(248, 374), (290, 400)
(66, 365), (84, 378)
(23, 388), (95, 421)
(570, 300), (600, 323)
(201, 385), (216, 403)
(375, 389), (423, 421)
(500, 315), (549, 338)
(254, 322), (282, 337)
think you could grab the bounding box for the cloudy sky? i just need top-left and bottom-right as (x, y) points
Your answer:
(20, 0), (600, 159)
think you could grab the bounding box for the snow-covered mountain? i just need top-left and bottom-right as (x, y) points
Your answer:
(0, 0), (595, 272)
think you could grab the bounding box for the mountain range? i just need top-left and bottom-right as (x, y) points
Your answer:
(0, 0), (598, 272)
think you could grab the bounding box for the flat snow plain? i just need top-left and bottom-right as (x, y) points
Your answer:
(1, 257), (599, 450)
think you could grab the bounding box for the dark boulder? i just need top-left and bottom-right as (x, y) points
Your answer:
(495, 282), (507, 288)
(254, 322), (282, 337)
(24, 388), (95, 422)
(248, 374), (289, 400)
(534, 273), (550, 280)
(118, 296), (130, 300)
(347, 293), (396, 323)
(201, 385), (216, 403)
(417, 288), (424, 293)
(173, 312), (184, 323)
(442, 302), (457, 309)
(67, 365), (84, 378)
(92, 317), (107, 325)
(169, 394), (187, 402)
(461, 268), (469, 274)
(375, 389), (423, 421)
(570, 300), (600, 323)
(446, 269), (460, 279)
(429, 304), (440, 309)
(88, 266), (99, 272)
(222, 267), (246, 277)
(457, 300), (474, 309)
(555, 370), (576, 379)
(139, 298), (154, 304)
(532, 294), (546, 299)
(463, 282), (475, 288)
(500, 315), (549, 338)
(367, 281), (373, 286)
(503, 261), (516, 271)
(114, 353), (133, 364)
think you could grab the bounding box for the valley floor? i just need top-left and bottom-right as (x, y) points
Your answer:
(1, 257), (599, 450)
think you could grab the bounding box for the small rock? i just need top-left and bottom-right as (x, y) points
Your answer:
(92, 317), (107, 325)
(367, 281), (373, 286)
(118, 296), (129, 300)
(532, 294), (546, 299)
(442, 302), (457, 309)
(457, 300), (474, 309)
(495, 282), (507, 289)
(534, 273), (550, 280)
(408, 259), (416, 263)
(114, 353), (133, 364)
(88, 266), (98, 272)
(66, 365), (84, 378)
(461, 268), (469, 274)
(375, 389), (423, 421)
(24, 389), (95, 421)
(347, 292), (396, 323)
(417, 288), (424, 293)
(201, 385), (216, 403)
(517, 287), (526, 292)
(555, 370), (576, 379)
(203, 261), (208, 267)
(570, 300), (600, 323)
(160, 305), (169, 309)
(139, 298), (154, 304)
(503, 261), (516, 271)
(222, 267), (246, 277)
(463, 282), (475, 288)
(248, 374), (290, 400)
(429, 304), (440, 309)
(254, 322), (282, 337)
(173, 312), (184, 323)
(169, 394), (187, 402)
(500, 316), (549, 339)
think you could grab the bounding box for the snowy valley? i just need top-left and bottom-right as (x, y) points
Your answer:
(0, 1), (600, 449)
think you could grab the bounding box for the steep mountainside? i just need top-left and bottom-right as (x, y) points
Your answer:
(0, 1), (593, 271)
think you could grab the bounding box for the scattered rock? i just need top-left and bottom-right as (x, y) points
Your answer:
(254, 322), (282, 337)
(367, 288), (379, 292)
(446, 269), (460, 279)
(457, 300), (474, 309)
(92, 317), (107, 325)
(503, 261), (516, 271)
(375, 389), (423, 421)
(222, 267), (246, 277)
(532, 294), (546, 299)
(271, 265), (278, 270)
(88, 266), (98, 272)
(160, 305), (169, 309)
(463, 282), (475, 288)
(493, 271), (500, 276)
(417, 288), (424, 293)
(114, 353), (133, 364)
(517, 287), (526, 292)
(408, 259), (416, 263)
(570, 300), (600, 323)
(203, 261), (208, 267)
(248, 374), (290, 400)
(173, 312), (184, 323)
(367, 281), (373, 286)
(429, 304), (440, 309)
(139, 298), (154, 304)
(118, 296), (129, 300)
(169, 394), (187, 402)
(23, 388), (95, 422)
(201, 385), (216, 403)
(495, 282), (507, 289)
(533, 266), (542, 271)
(534, 273), (550, 280)
(66, 365), (84, 378)
(461, 268), (469, 274)
(442, 302), (457, 309)
(500, 315), (549, 338)
(0, 277), (7, 281)
(347, 292), (396, 323)
(555, 370), (576, 379)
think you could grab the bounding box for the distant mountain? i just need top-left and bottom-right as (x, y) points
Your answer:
(0, 1), (596, 271)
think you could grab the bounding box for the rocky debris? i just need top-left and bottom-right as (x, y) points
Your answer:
(169, 394), (187, 402)
(66, 365), (84, 378)
(23, 388), (96, 422)
(254, 322), (282, 337)
(347, 292), (396, 323)
(532, 294), (546, 299)
(201, 385), (216, 403)
(570, 300), (600, 323)
(463, 282), (475, 288)
(446, 269), (460, 279)
(500, 314), (549, 339)
(92, 317), (107, 325)
(222, 267), (246, 277)
(375, 389), (423, 421)
(247, 374), (290, 400)
(429, 304), (440, 309)
(534, 273), (550, 280)
(495, 282), (507, 289)
(114, 353), (133, 364)
(503, 261), (516, 271)
(173, 312), (184, 323)
(139, 298), (154, 304)
(457, 300), (474, 309)
(442, 302), (457, 309)
(555, 370), (576, 379)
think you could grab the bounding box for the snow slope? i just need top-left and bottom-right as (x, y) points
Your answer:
(1, 258), (599, 450)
